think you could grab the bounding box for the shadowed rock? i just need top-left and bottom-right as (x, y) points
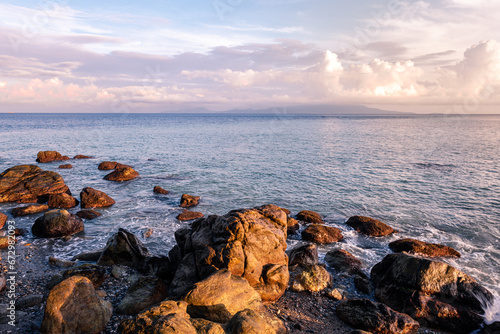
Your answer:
(301, 224), (343, 244)
(36, 151), (69, 163)
(227, 308), (287, 334)
(325, 249), (363, 274)
(296, 210), (324, 224)
(58, 164), (73, 169)
(80, 187), (115, 209)
(98, 161), (130, 170)
(97, 228), (151, 269)
(288, 243), (318, 267)
(62, 264), (107, 288)
(32, 209), (84, 238)
(389, 238), (461, 258)
(346, 216), (396, 237)
(117, 276), (168, 315)
(154, 186), (169, 194)
(74, 155), (93, 159)
(76, 209), (102, 220)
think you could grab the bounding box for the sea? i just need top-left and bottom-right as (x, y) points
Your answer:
(0, 112), (499, 323)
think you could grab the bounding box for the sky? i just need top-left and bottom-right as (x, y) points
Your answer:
(0, 0), (499, 113)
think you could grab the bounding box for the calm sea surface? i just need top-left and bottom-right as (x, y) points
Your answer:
(1, 113), (499, 321)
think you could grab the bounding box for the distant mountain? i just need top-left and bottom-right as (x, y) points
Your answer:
(222, 104), (413, 115)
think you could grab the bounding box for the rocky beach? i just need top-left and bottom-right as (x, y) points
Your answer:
(0, 151), (498, 334)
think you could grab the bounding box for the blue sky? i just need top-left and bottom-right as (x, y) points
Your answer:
(0, 0), (499, 112)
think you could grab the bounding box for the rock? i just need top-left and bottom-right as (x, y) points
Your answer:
(287, 243), (318, 267)
(291, 264), (333, 293)
(62, 264), (107, 288)
(71, 250), (103, 262)
(58, 164), (73, 169)
(98, 161), (130, 170)
(389, 238), (461, 258)
(36, 151), (69, 163)
(180, 194), (200, 208)
(120, 300), (197, 334)
(17, 295), (44, 310)
(74, 155), (93, 159)
(48, 193), (79, 209)
(0, 165), (70, 203)
(287, 217), (299, 235)
(337, 298), (420, 334)
(0, 236), (15, 249)
(182, 269), (264, 323)
(354, 274), (373, 294)
(226, 308), (287, 334)
(296, 210), (324, 224)
(76, 209), (102, 220)
(80, 187), (115, 208)
(154, 186), (169, 194)
(97, 228), (151, 269)
(41, 276), (112, 334)
(117, 276), (168, 315)
(32, 209), (84, 238)
(12, 204), (49, 217)
(371, 253), (494, 333)
(301, 224), (343, 244)
(103, 166), (140, 181)
(143, 228), (153, 238)
(169, 204), (289, 302)
(48, 257), (76, 268)
(483, 322), (500, 334)
(346, 216), (396, 237)
(0, 212), (6, 228)
(0, 275), (5, 292)
(177, 209), (204, 221)
(190, 318), (226, 334)
(325, 288), (346, 300)
(325, 249), (363, 274)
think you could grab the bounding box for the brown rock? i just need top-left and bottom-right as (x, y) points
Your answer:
(287, 243), (318, 267)
(291, 264), (333, 293)
(346, 216), (396, 237)
(177, 209), (204, 221)
(32, 209), (84, 238)
(80, 187), (115, 208)
(117, 276), (168, 315)
(48, 193), (79, 209)
(41, 276), (112, 334)
(227, 308), (287, 334)
(73, 155), (93, 159)
(325, 249), (363, 274)
(296, 210), (324, 224)
(58, 164), (73, 169)
(103, 166), (139, 181)
(76, 209), (102, 220)
(98, 161), (129, 170)
(190, 318), (226, 334)
(36, 150), (68, 163)
(0, 236), (15, 250)
(389, 238), (461, 258)
(48, 257), (76, 268)
(287, 217), (299, 235)
(180, 193), (200, 208)
(301, 224), (343, 244)
(154, 186), (169, 194)
(0, 165), (70, 203)
(12, 204), (49, 217)
(0, 212), (7, 229)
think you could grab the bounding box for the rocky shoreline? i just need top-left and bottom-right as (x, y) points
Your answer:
(0, 151), (498, 334)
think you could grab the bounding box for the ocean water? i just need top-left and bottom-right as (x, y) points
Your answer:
(1, 113), (499, 322)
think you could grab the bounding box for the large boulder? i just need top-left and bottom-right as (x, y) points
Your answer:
(41, 276), (112, 334)
(103, 166), (139, 182)
(182, 269), (264, 323)
(389, 238), (461, 258)
(36, 150), (69, 163)
(117, 276), (168, 315)
(325, 249), (363, 275)
(296, 210), (324, 224)
(226, 309), (287, 334)
(180, 194), (200, 208)
(12, 204), (49, 217)
(291, 264), (333, 293)
(80, 187), (115, 208)
(169, 204), (289, 303)
(301, 224), (343, 244)
(346, 216), (396, 236)
(32, 209), (84, 238)
(337, 298), (420, 334)
(48, 193), (79, 209)
(371, 253), (494, 333)
(0, 165), (70, 203)
(97, 228), (151, 269)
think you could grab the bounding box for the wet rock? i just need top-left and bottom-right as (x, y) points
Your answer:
(325, 249), (363, 274)
(291, 264), (333, 293)
(227, 309), (287, 334)
(354, 274), (373, 294)
(41, 276), (112, 334)
(180, 193), (200, 208)
(483, 322), (500, 334)
(154, 186), (169, 194)
(143, 228), (153, 238)
(48, 193), (79, 209)
(80, 187), (115, 208)
(169, 204), (289, 303)
(301, 224), (343, 244)
(177, 209), (204, 221)
(117, 276), (168, 315)
(190, 318), (226, 334)
(287, 243), (318, 267)
(325, 288), (347, 301)
(36, 150), (69, 163)
(346, 216), (396, 237)
(17, 295), (44, 310)
(71, 250), (103, 262)
(97, 228), (151, 269)
(48, 257), (76, 268)
(58, 164), (73, 169)
(32, 209), (84, 238)
(62, 264), (107, 288)
(0, 165), (70, 203)
(337, 298), (419, 334)
(98, 161), (129, 170)
(0, 212), (6, 228)
(12, 204), (49, 217)
(371, 253), (494, 333)
(296, 210), (324, 224)
(74, 155), (93, 159)
(182, 269), (263, 323)
(287, 217), (299, 235)
(389, 238), (461, 258)
(76, 209), (102, 220)
(120, 300), (196, 334)
(103, 166), (140, 181)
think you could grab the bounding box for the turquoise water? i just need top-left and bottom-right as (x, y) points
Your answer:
(1, 113), (499, 321)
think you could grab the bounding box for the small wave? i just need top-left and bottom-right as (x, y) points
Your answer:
(412, 163), (455, 171)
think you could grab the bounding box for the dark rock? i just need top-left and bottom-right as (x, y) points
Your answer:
(97, 228), (151, 269)
(103, 166), (140, 181)
(17, 295), (44, 310)
(483, 322), (500, 334)
(287, 217), (299, 235)
(0, 165), (70, 203)
(117, 276), (168, 315)
(62, 264), (107, 288)
(296, 210), (324, 224)
(301, 224), (343, 244)
(58, 164), (73, 169)
(14, 228), (27, 236)
(98, 161), (130, 170)
(227, 308), (287, 334)
(287, 243), (318, 267)
(371, 253), (494, 333)
(36, 151), (69, 163)
(12, 204), (49, 217)
(153, 186), (169, 194)
(325, 249), (363, 274)
(76, 209), (102, 220)
(0, 212), (7, 228)
(291, 264), (333, 293)
(177, 209), (204, 221)
(346, 216), (396, 237)
(71, 250), (103, 262)
(354, 274), (373, 294)
(337, 298), (419, 334)
(190, 318), (225, 334)
(47, 193), (79, 209)
(80, 187), (115, 208)
(32, 209), (84, 238)
(48, 257), (76, 268)
(389, 238), (461, 258)
(73, 155), (93, 159)
(180, 193), (200, 208)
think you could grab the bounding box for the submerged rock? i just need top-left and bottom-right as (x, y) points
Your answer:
(103, 166), (139, 181)
(180, 194), (201, 208)
(73, 155), (93, 159)
(32, 209), (84, 238)
(12, 204), (49, 217)
(389, 238), (461, 258)
(301, 224), (343, 244)
(58, 164), (73, 169)
(346, 216), (396, 237)
(176, 209), (203, 221)
(325, 249), (363, 274)
(48, 193), (79, 209)
(296, 210), (324, 224)
(154, 186), (169, 194)
(117, 276), (168, 315)
(36, 150), (69, 163)
(98, 161), (130, 170)
(76, 209), (102, 220)
(291, 264), (333, 293)
(80, 187), (115, 208)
